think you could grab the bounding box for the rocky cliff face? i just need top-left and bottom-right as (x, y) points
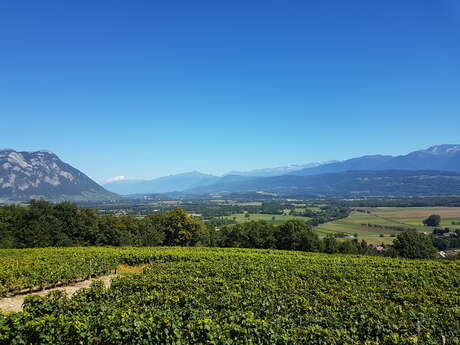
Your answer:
(0, 149), (116, 202)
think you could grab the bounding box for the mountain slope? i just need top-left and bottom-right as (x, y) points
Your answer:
(226, 162), (334, 177)
(0, 149), (116, 202)
(384, 145), (460, 171)
(292, 145), (460, 176)
(184, 170), (460, 197)
(290, 155), (394, 176)
(104, 171), (220, 195)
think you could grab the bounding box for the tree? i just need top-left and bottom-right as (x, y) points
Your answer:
(160, 208), (206, 246)
(217, 224), (244, 248)
(293, 228), (321, 252)
(276, 220), (302, 250)
(244, 221), (277, 248)
(198, 224), (218, 247)
(276, 220), (317, 251)
(392, 230), (437, 259)
(423, 214), (441, 227)
(139, 215), (165, 246)
(322, 235), (338, 254)
(95, 216), (127, 246)
(338, 239), (359, 254)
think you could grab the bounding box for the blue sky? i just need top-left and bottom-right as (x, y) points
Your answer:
(1, 0), (459, 182)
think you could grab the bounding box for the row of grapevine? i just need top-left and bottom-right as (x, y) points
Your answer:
(0, 247), (459, 344)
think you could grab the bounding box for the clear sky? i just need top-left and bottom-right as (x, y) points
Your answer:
(1, 0), (459, 182)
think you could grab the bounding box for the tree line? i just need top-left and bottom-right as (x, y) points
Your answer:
(215, 220), (374, 254)
(0, 200), (454, 259)
(0, 200), (204, 248)
(0, 201), (370, 255)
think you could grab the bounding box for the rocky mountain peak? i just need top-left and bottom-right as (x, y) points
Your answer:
(0, 149), (115, 202)
(422, 144), (460, 155)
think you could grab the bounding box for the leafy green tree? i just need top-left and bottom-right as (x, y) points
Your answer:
(160, 208), (206, 246)
(276, 220), (317, 251)
(245, 221), (277, 248)
(392, 230), (437, 259)
(422, 214), (441, 227)
(338, 239), (359, 254)
(217, 224), (244, 248)
(217, 221), (276, 249)
(322, 235), (338, 254)
(198, 224), (218, 247)
(96, 216), (128, 246)
(139, 215), (165, 246)
(293, 228), (321, 252)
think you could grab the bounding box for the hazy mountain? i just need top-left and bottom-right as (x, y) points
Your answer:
(105, 144), (460, 196)
(104, 171), (220, 195)
(291, 145), (460, 176)
(184, 170), (460, 197)
(227, 162), (334, 177)
(384, 145), (460, 171)
(0, 149), (116, 202)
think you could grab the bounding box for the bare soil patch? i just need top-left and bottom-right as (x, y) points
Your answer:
(0, 274), (115, 313)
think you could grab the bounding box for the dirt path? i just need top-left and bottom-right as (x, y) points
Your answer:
(0, 275), (115, 313)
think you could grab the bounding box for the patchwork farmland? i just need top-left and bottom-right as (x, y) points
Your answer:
(316, 207), (460, 244)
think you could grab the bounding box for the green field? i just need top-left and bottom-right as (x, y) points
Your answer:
(0, 247), (459, 344)
(316, 207), (460, 244)
(315, 211), (403, 244)
(223, 212), (311, 225)
(370, 207), (460, 227)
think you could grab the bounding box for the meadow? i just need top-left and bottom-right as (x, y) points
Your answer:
(0, 247), (459, 344)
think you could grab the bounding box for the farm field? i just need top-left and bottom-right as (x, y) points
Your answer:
(0, 247), (459, 344)
(315, 207), (460, 244)
(223, 212), (311, 225)
(315, 211), (412, 244)
(370, 207), (460, 227)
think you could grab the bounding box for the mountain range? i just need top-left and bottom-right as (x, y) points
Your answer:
(2, 144), (460, 202)
(184, 170), (460, 197)
(0, 149), (116, 202)
(226, 162), (332, 177)
(103, 144), (460, 195)
(289, 144), (460, 176)
(103, 171), (220, 195)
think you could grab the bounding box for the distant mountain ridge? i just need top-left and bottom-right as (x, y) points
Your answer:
(291, 145), (460, 176)
(0, 149), (116, 202)
(103, 171), (220, 195)
(184, 170), (460, 197)
(104, 144), (460, 196)
(5, 144), (460, 201)
(226, 162), (335, 177)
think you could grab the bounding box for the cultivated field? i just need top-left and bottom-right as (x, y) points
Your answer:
(370, 207), (460, 227)
(316, 207), (460, 244)
(223, 212), (311, 225)
(0, 247), (459, 344)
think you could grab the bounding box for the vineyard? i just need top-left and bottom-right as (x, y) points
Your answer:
(0, 247), (459, 344)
